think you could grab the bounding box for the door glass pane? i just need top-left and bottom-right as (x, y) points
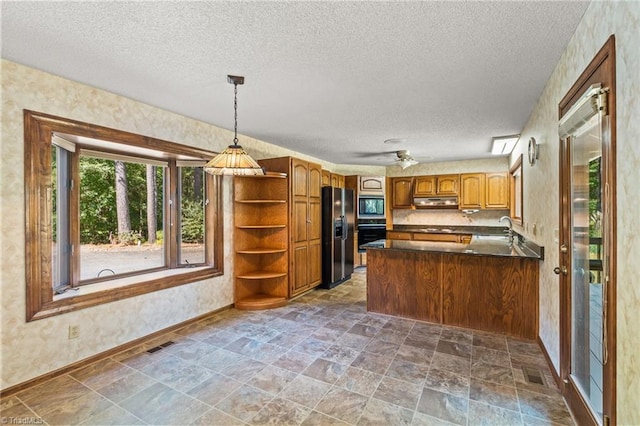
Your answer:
(570, 113), (604, 419)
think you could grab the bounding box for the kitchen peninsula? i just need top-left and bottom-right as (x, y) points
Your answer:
(364, 230), (543, 339)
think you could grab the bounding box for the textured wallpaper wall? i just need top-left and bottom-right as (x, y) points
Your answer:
(506, 2), (639, 423)
(0, 60), (379, 389)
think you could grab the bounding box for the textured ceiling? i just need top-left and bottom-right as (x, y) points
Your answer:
(1, 1), (589, 166)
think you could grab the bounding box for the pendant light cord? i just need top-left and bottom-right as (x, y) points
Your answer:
(233, 82), (239, 146)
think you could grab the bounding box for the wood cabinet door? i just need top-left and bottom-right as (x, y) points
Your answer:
(413, 233), (459, 243)
(392, 177), (413, 209)
(413, 176), (436, 196)
(387, 231), (413, 240)
(338, 175), (345, 188)
(321, 170), (331, 187)
(459, 173), (485, 209)
(485, 172), (509, 209)
(309, 163), (322, 198)
(359, 176), (384, 194)
(436, 174), (459, 195)
(292, 159), (309, 198)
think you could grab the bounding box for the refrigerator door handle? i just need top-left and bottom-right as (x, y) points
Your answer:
(342, 215), (348, 240)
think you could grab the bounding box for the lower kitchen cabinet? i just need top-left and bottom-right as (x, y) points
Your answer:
(367, 248), (538, 339)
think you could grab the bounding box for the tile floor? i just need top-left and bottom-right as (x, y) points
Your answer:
(2, 269), (575, 425)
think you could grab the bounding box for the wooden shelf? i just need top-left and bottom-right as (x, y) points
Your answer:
(236, 271), (288, 280)
(234, 173), (289, 310)
(236, 248), (287, 255)
(235, 199), (287, 204)
(235, 294), (288, 310)
(236, 224), (287, 229)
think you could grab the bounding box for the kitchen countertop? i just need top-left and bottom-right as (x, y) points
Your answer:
(361, 234), (544, 259)
(391, 225), (508, 236)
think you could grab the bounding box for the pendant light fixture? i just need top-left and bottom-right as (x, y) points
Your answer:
(204, 75), (264, 175)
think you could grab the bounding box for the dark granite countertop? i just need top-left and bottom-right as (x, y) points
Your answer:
(362, 234), (543, 260)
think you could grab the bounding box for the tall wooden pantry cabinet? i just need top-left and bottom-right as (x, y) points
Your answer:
(258, 157), (323, 297)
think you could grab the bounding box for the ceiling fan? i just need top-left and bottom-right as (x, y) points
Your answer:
(395, 150), (418, 169)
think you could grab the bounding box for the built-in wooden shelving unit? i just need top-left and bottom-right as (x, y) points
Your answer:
(234, 173), (289, 310)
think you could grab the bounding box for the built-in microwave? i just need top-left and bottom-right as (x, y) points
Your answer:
(358, 196), (385, 218)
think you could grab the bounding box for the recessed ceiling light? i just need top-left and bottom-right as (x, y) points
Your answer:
(384, 138), (406, 145)
(491, 135), (520, 155)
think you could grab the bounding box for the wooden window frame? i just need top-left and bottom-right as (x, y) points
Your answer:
(509, 154), (524, 225)
(24, 110), (224, 321)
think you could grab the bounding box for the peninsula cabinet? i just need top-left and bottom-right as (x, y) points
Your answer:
(367, 249), (538, 339)
(259, 157), (323, 297)
(391, 177), (414, 209)
(233, 173), (289, 310)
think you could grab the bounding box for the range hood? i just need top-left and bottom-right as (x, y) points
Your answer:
(414, 196), (459, 209)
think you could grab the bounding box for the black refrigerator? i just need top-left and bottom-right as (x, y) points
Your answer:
(321, 187), (355, 289)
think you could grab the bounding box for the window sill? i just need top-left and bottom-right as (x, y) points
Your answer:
(30, 266), (222, 321)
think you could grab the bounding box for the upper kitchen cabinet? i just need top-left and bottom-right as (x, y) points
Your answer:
(321, 170), (331, 187)
(436, 174), (459, 195)
(358, 176), (385, 195)
(330, 173), (345, 188)
(259, 157), (323, 297)
(413, 174), (459, 196)
(485, 172), (509, 209)
(391, 177), (414, 209)
(413, 176), (436, 196)
(460, 173), (485, 209)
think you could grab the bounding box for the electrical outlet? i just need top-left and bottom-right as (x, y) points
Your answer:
(68, 325), (79, 339)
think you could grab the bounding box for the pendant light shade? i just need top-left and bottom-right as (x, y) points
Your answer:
(204, 144), (264, 175)
(205, 75), (264, 176)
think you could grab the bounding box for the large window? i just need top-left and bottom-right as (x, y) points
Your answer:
(25, 110), (223, 321)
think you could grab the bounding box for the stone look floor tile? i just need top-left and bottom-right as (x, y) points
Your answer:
(11, 270), (574, 426)
(467, 400), (523, 426)
(186, 373), (243, 405)
(435, 340), (472, 359)
(416, 387), (468, 425)
(373, 376), (423, 410)
(79, 404), (145, 425)
(16, 375), (90, 416)
(358, 397), (414, 425)
(472, 346), (512, 368)
(301, 411), (350, 425)
(351, 350), (394, 375)
(334, 366), (383, 397)
(120, 382), (209, 425)
(315, 387), (369, 424)
(214, 384), (273, 422)
(303, 358), (348, 384)
(424, 368), (470, 398)
(250, 397), (311, 425)
(430, 352), (471, 376)
(386, 358), (430, 385)
(469, 377), (519, 411)
(190, 408), (245, 425)
(472, 332), (508, 352)
(279, 375), (332, 408)
(94, 369), (157, 403)
(470, 361), (515, 387)
(518, 388), (575, 425)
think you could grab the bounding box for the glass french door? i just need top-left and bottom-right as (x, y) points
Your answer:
(559, 75), (614, 425)
(567, 112), (605, 420)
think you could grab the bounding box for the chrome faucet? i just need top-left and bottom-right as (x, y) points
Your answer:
(499, 215), (514, 243)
